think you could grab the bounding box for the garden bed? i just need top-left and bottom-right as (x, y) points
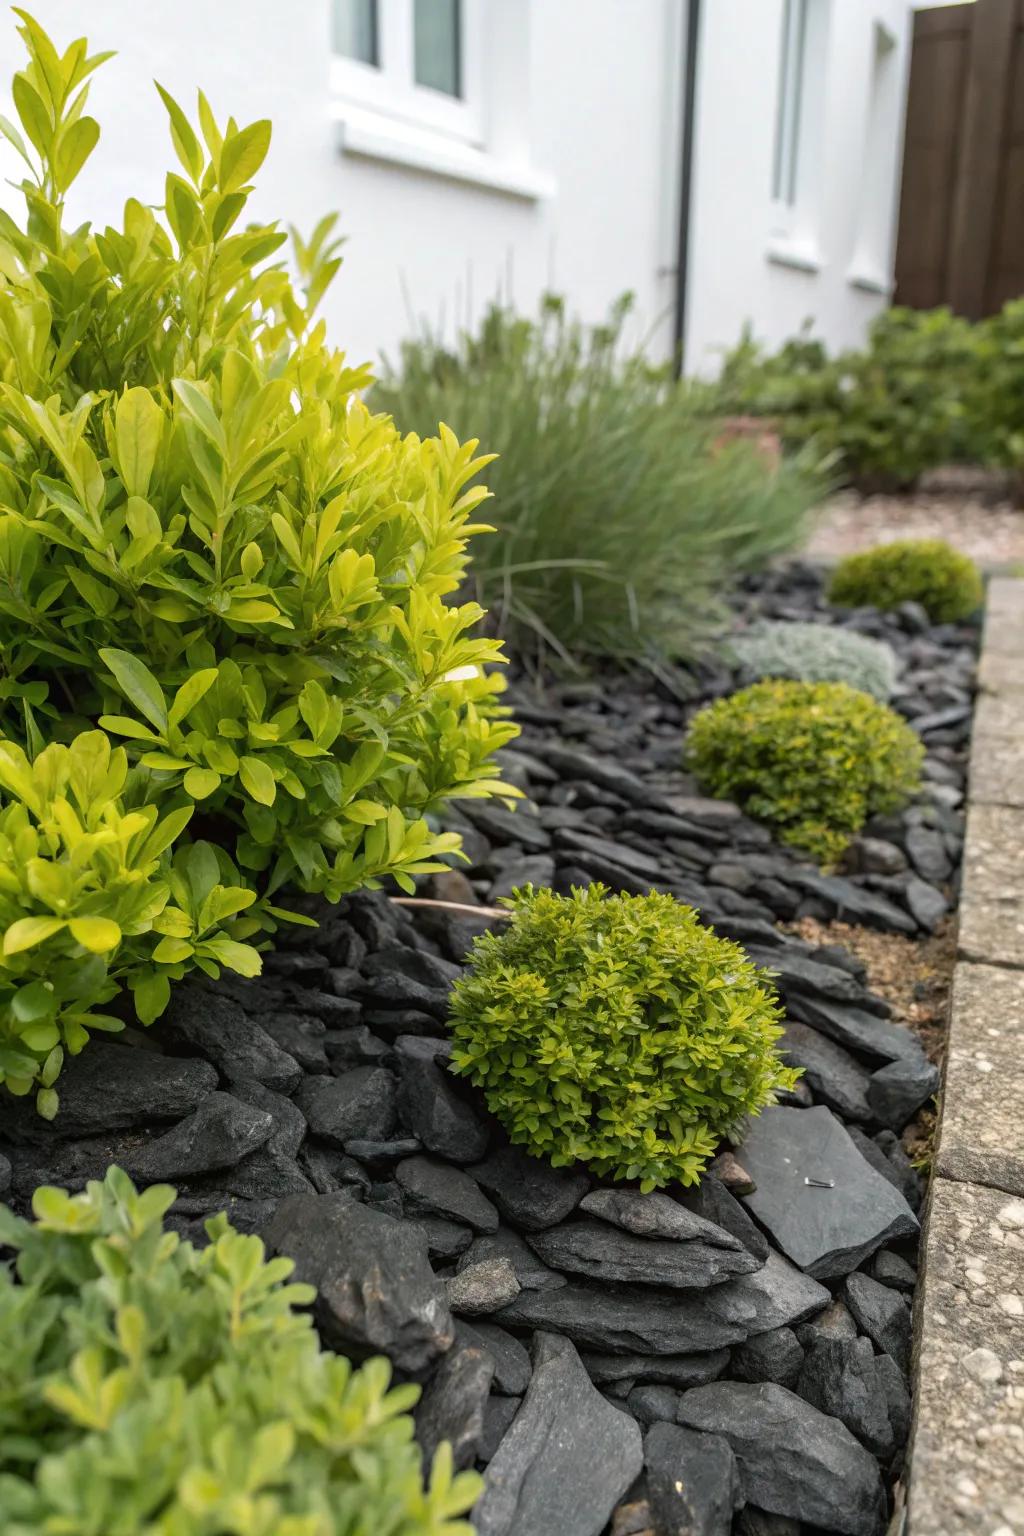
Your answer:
(0, 563), (978, 1536)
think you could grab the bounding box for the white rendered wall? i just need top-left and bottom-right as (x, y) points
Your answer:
(0, 0), (684, 375)
(685, 0), (915, 375)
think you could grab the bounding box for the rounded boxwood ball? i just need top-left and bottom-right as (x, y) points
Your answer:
(448, 883), (796, 1191)
(827, 538), (983, 622)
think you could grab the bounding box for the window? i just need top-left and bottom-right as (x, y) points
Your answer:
(849, 22), (901, 293)
(769, 0), (830, 262)
(772, 0), (808, 206)
(331, 0), (481, 143)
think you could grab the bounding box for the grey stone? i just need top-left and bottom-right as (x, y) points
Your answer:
(406, 1216), (474, 1261)
(227, 1078), (306, 1157)
(853, 837), (908, 875)
(868, 1056), (940, 1129)
(627, 1384), (682, 1427)
(734, 1510), (801, 1536)
(489, 855), (556, 902)
(478, 1395), (522, 1464)
(447, 1258), (521, 1315)
(844, 1272), (912, 1375)
(469, 1145), (590, 1231)
(791, 870), (916, 934)
(457, 1227), (567, 1292)
(875, 1352), (910, 1449)
(124, 1092), (274, 1181)
(395, 1049), (489, 1164)
(796, 1336), (894, 1457)
(581, 1349), (729, 1391)
(730, 1327), (805, 1388)
(257, 1010), (329, 1073)
(457, 1320), (532, 1395)
(581, 1187), (758, 1253)
(644, 1422), (739, 1536)
(262, 1193), (453, 1375)
(905, 876), (949, 931)
(738, 1106), (919, 1279)
(905, 825), (953, 882)
(299, 1143), (371, 1197)
(161, 988), (301, 1092)
(212, 1146), (314, 1200)
(744, 946), (879, 1009)
(293, 1068), (397, 1147)
(414, 1339), (494, 1471)
(527, 1216), (760, 1290)
(473, 1332), (643, 1536)
(796, 1297), (859, 1351)
(527, 742), (675, 810)
(0, 1151), (10, 1198)
(786, 993), (927, 1064)
(676, 1382), (885, 1535)
(344, 1136), (421, 1169)
(323, 1024), (391, 1070)
(675, 1175), (771, 1262)
(495, 1251), (828, 1355)
(396, 1155), (499, 1232)
(871, 1250), (917, 1292)
(0, 1042), (218, 1143)
(778, 1023), (873, 1121)
(851, 1126), (922, 1212)
(936, 962), (1024, 1199)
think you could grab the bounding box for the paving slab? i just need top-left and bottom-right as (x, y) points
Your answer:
(907, 1179), (1024, 1536)
(935, 964), (1024, 1199)
(978, 650), (1024, 698)
(968, 734), (1024, 808)
(973, 695), (1024, 740)
(958, 804), (1024, 967)
(981, 580), (1024, 658)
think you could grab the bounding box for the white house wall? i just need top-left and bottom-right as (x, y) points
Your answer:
(0, 0), (684, 374)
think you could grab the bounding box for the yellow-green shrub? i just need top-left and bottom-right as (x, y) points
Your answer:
(686, 679), (924, 863)
(828, 539), (983, 623)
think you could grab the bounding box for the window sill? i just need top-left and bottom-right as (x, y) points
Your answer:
(846, 262), (894, 298)
(332, 103), (556, 202)
(766, 236), (823, 276)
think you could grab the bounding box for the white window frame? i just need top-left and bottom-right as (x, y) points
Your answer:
(847, 20), (901, 296)
(768, 0), (831, 273)
(330, 0), (484, 147)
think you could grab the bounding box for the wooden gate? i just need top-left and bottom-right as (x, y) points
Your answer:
(894, 0), (1024, 319)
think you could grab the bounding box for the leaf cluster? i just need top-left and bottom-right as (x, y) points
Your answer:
(0, 1166), (481, 1535)
(448, 884), (797, 1191)
(686, 679), (924, 864)
(0, 14), (516, 1106)
(827, 539), (983, 624)
(730, 620), (898, 701)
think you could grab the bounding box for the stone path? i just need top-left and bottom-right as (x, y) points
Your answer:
(806, 491), (1024, 569)
(907, 577), (1024, 1536)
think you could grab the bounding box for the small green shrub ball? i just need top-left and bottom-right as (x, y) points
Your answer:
(448, 884), (797, 1191)
(731, 620), (898, 700)
(828, 538), (983, 622)
(686, 678), (924, 864)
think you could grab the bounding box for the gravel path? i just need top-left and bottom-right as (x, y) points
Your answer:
(806, 489), (1024, 569)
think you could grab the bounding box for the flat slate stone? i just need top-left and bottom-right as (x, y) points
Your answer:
(730, 1327), (805, 1388)
(396, 1155), (499, 1233)
(676, 1382), (886, 1536)
(778, 1024), (873, 1122)
(867, 1055), (941, 1130)
(262, 1193), (453, 1376)
(456, 1320), (532, 1396)
(581, 1349), (729, 1390)
(844, 1272), (912, 1376)
(294, 1068), (397, 1147)
(908, 1179), (1024, 1536)
(785, 993), (926, 1064)
(414, 1338), (494, 1472)
(958, 803), (1024, 967)
(126, 1092), (274, 1180)
(675, 1175), (771, 1262)
(395, 1050), (490, 1164)
(796, 1336), (894, 1458)
(789, 871), (916, 934)
(457, 1227), (567, 1292)
(495, 1250), (828, 1355)
(644, 1421), (739, 1536)
(527, 1215), (760, 1289)
(469, 1145), (590, 1231)
(936, 962), (1024, 1198)
(474, 1332), (643, 1536)
(737, 1106), (918, 1280)
(160, 988), (302, 1092)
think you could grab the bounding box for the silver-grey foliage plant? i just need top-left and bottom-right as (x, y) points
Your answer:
(730, 621), (898, 701)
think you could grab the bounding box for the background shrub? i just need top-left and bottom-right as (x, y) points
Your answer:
(827, 539), (983, 622)
(686, 679), (924, 863)
(373, 296), (825, 663)
(730, 620), (898, 700)
(0, 1166), (480, 1535)
(0, 16), (516, 1105)
(448, 884), (797, 1191)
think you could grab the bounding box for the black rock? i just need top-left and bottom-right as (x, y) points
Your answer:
(744, 947), (875, 1008)
(790, 871), (916, 935)
(644, 1421), (739, 1536)
(344, 1136), (421, 1169)
(495, 1251), (828, 1355)
(458, 1227), (567, 1292)
(473, 1332), (643, 1536)
(415, 1338), (495, 1471)
(470, 1145), (590, 1231)
(904, 876), (949, 931)
(461, 801), (552, 852)
(844, 1272), (912, 1375)
(626, 1383), (682, 1427)
(262, 1193), (453, 1376)
(734, 1510), (801, 1536)
(256, 1010), (329, 1073)
(797, 1336), (894, 1457)
(555, 828), (664, 881)
(457, 1320), (532, 1395)
(396, 1155), (499, 1232)
(227, 1079), (306, 1158)
(395, 1049), (489, 1164)
(478, 1395), (522, 1464)
(738, 1107), (919, 1279)
(852, 838), (908, 876)
(875, 1352), (911, 1448)
(526, 743), (674, 810)
(407, 1215), (475, 1260)
(0, 1152), (10, 1198)
(675, 1175), (771, 1263)
(778, 1023), (873, 1121)
(730, 1327), (805, 1388)
(676, 1381), (886, 1535)
(581, 1349), (729, 1391)
(785, 994), (926, 1064)
(160, 988), (302, 1092)
(796, 1297), (859, 1351)
(210, 1146), (314, 1200)
(299, 1143), (372, 1197)
(293, 1068), (398, 1147)
(871, 1250), (917, 1292)
(323, 1025), (391, 1070)
(904, 825), (952, 883)
(847, 1127), (922, 1213)
(1, 1042), (218, 1143)
(120, 1091), (274, 1182)
(867, 1056), (940, 1129)
(530, 1209), (760, 1289)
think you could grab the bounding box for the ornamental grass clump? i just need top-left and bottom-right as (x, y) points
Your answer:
(448, 884), (797, 1191)
(0, 1167), (481, 1536)
(0, 13), (516, 1111)
(686, 679), (924, 864)
(828, 539), (983, 623)
(731, 620), (898, 700)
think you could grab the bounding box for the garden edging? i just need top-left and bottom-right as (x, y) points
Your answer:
(906, 577), (1024, 1536)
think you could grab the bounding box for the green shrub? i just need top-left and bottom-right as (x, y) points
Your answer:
(686, 679), (924, 863)
(962, 297), (1024, 468)
(828, 539), (983, 622)
(730, 620), (898, 700)
(0, 1166), (480, 1536)
(0, 15), (516, 1107)
(448, 884), (796, 1190)
(373, 296), (824, 662)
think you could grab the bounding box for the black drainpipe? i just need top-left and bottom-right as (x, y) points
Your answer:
(672, 0), (702, 379)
